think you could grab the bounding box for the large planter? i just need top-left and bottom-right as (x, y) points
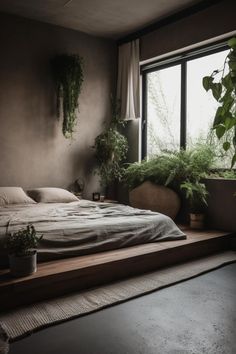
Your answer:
(9, 251), (37, 277)
(204, 178), (236, 232)
(129, 181), (181, 220)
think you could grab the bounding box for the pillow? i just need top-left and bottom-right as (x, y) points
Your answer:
(27, 188), (79, 203)
(0, 187), (36, 205)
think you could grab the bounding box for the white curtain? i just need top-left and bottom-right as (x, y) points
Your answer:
(117, 39), (140, 120)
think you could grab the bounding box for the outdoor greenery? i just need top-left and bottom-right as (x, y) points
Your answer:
(123, 144), (215, 191)
(203, 37), (236, 168)
(5, 225), (43, 257)
(209, 169), (236, 179)
(94, 98), (128, 188)
(52, 54), (84, 138)
(180, 181), (209, 213)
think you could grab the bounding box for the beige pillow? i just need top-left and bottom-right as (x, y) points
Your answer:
(28, 188), (79, 203)
(0, 187), (36, 205)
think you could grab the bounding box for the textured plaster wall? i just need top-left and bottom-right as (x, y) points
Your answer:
(0, 13), (116, 199)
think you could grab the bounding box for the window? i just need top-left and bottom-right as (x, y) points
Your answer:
(146, 64), (181, 156)
(142, 43), (230, 167)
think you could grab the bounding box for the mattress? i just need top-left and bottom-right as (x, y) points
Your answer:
(0, 200), (186, 265)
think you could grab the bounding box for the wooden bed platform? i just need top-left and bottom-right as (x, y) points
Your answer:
(0, 226), (234, 311)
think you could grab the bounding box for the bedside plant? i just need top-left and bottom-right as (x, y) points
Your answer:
(180, 181), (209, 229)
(5, 224), (43, 277)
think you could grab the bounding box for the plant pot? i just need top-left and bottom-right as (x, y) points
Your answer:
(129, 181), (181, 220)
(9, 251), (37, 277)
(190, 213), (205, 230)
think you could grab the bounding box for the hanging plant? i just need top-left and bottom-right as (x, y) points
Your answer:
(202, 37), (236, 168)
(52, 54), (84, 138)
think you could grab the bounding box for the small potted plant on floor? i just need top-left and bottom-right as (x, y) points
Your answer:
(180, 181), (209, 229)
(5, 224), (43, 277)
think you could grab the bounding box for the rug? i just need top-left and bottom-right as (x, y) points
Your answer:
(0, 251), (236, 354)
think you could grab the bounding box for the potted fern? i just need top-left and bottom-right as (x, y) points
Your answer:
(180, 181), (209, 229)
(5, 224), (43, 277)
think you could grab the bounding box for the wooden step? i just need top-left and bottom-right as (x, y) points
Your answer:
(0, 228), (234, 312)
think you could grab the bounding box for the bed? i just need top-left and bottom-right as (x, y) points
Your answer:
(0, 199), (186, 266)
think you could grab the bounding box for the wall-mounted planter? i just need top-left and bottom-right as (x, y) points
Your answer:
(204, 178), (236, 232)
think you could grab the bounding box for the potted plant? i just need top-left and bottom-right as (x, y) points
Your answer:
(201, 37), (236, 230)
(5, 224), (43, 277)
(94, 97), (128, 197)
(180, 181), (209, 229)
(123, 144), (214, 221)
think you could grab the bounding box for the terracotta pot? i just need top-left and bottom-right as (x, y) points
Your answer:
(129, 181), (181, 220)
(190, 213), (205, 229)
(9, 251), (37, 277)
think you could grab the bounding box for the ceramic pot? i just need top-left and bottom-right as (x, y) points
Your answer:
(190, 213), (205, 229)
(129, 181), (181, 220)
(9, 251), (37, 277)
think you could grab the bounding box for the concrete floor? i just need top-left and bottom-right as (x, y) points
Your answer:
(9, 264), (236, 354)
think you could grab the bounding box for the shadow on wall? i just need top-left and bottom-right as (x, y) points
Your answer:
(118, 119), (140, 204)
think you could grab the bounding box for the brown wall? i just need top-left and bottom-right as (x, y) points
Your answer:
(0, 13), (116, 198)
(141, 0), (236, 61)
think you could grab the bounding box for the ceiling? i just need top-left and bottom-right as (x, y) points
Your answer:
(0, 0), (203, 39)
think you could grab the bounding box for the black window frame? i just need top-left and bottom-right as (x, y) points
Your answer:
(141, 38), (230, 159)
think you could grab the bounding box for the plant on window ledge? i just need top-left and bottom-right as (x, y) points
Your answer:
(123, 143), (215, 191)
(94, 98), (128, 190)
(202, 37), (236, 168)
(52, 54), (84, 138)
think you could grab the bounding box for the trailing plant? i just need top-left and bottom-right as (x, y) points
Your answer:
(52, 54), (84, 138)
(180, 181), (209, 213)
(202, 37), (236, 168)
(123, 144), (215, 191)
(5, 224), (43, 257)
(94, 98), (128, 188)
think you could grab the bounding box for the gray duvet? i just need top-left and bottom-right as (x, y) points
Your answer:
(0, 200), (186, 264)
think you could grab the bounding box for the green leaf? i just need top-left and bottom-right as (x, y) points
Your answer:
(228, 60), (236, 71)
(233, 133), (236, 148)
(222, 96), (234, 114)
(211, 83), (222, 101)
(228, 37), (236, 50)
(222, 73), (233, 90)
(215, 124), (226, 139)
(223, 141), (231, 151)
(202, 76), (213, 91)
(225, 116), (236, 131)
(213, 107), (224, 127)
(231, 154), (236, 168)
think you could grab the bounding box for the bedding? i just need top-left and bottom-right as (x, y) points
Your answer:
(0, 200), (186, 266)
(0, 187), (35, 206)
(27, 188), (79, 203)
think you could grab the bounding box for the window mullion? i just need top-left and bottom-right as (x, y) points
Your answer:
(141, 72), (147, 159)
(180, 61), (187, 149)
